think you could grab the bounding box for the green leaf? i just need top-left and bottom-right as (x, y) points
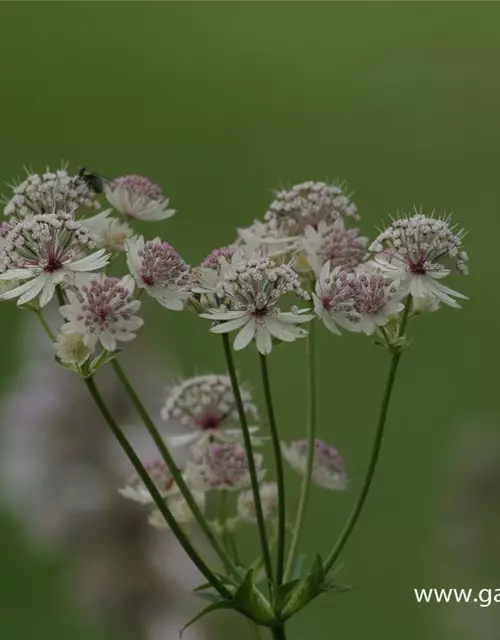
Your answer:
(280, 555), (327, 620)
(180, 600), (238, 638)
(272, 580), (300, 615)
(233, 569), (275, 626)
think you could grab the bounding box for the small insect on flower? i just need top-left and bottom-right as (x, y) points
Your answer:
(161, 374), (260, 451)
(0, 212), (109, 307)
(185, 442), (265, 492)
(119, 460), (179, 505)
(3, 168), (100, 218)
(281, 439), (348, 490)
(78, 167), (108, 195)
(126, 236), (190, 310)
(104, 174), (176, 221)
(200, 256), (313, 355)
(237, 482), (278, 523)
(84, 210), (135, 253)
(313, 262), (360, 335)
(370, 212), (469, 308)
(60, 274), (143, 351)
(265, 180), (359, 238)
(302, 219), (368, 276)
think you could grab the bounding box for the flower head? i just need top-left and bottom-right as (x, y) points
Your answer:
(302, 219), (368, 275)
(84, 210), (135, 253)
(162, 374), (260, 450)
(149, 491), (207, 530)
(60, 274), (143, 351)
(119, 460), (178, 505)
(104, 175), (175, 221)
(0, 212), (109, 307)
(201, 245), (238, 270)
(185, 442), (265, 491)
(237, 482), (278, 523)
(200, 256), (313, 355)
(313, 263), (360, 334)
(126, 236), (190, 310)
(349, 268), (404, 335)
(370, 212), (468, 307)
(3, 168), (100, 218)
(265, 181), (359, 238)
(281, 439), (347, 490)
(54, 332), (94, 365)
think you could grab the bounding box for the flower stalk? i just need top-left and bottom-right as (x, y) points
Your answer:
(110, 358), (240, 578)
(259, 352), (286, 586)
(84, 374), (231, 598)
(222, 333), (275, 586)
(284, 322), (316, 580)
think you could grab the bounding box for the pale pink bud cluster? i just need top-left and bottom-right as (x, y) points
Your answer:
(119, 460), (176, 505)
(105, 174), (175, 221)
(60, 275), (143, 351)
(265, 180), (359, 237)
(201, 245), (238, 269)
(369, 212), (468, 308)
(3, 168), (100, 218)
(281, 439), (347, 490)
(185, 442), (265, 491)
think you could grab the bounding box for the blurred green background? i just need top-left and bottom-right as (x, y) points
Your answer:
(0, 3), (499, 639)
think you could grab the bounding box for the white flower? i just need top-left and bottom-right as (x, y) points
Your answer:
(3, 167), (100, 218)
(349, 268), (405, 335)
(104, 175), (175, 221)
(84, 210), (134, 253)
(264, 180), (359, 239)
(185, 442), (265, 491)
(200, 256), (313, 355)
(281, 439), (348, 490)
(149, 491), (207, 530)
(161, 374), (261, 452)
(302, 219), (368, 276)
(126, 236), (190, 310)
(119, 460), (178, 505)
(412, 294), (440, 314)
(237, 219), (297, 259)
(313, 262), (360, 334)
(54, 332), (94, 365)
(370, 212), (468, 308)
(60, 274), (143, 351)
(237, 482), (278, 523)
(0, 212), (109, 307)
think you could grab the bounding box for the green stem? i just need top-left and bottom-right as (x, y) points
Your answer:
(323, 297), (411, 573)
(34, 309), (56, 342)
(222, 334), (274, 586)
(110, 359), (239, 578)
(259, 353), (286, 586)
(84, 375), (231, 598)
(284, 323), (316, 580)
(270, 625), (287, 640)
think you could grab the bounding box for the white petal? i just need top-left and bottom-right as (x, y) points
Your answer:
(210, 315), (250, 333)
(255, 325), (272, 355)
(234, 318), (256, 350)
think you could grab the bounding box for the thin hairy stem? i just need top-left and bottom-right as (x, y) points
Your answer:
(323, 296), (411, 573)
(222, 334), (274, 586)
(259, 353), (286, 586)
(284, 323), (316, 580)
(84, 375), (231, 598)
(34, 308), (56, 342)
(110, 359), (239, 578)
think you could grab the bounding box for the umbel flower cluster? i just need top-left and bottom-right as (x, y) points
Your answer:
(0, 166), (469, 639)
